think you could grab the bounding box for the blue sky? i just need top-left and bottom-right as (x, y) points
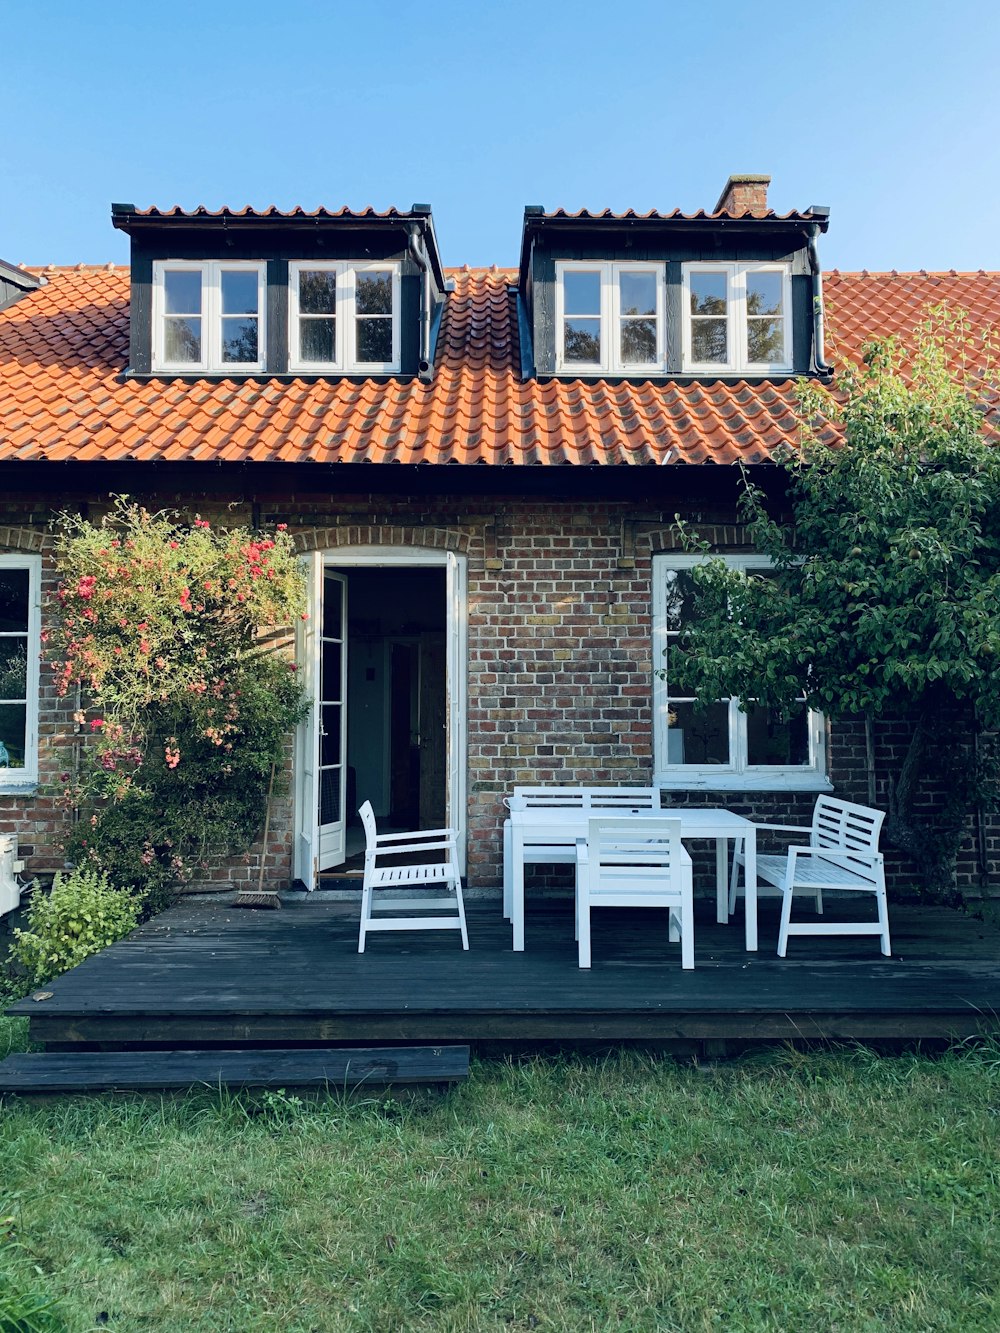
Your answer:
(5, 0), (999, 272)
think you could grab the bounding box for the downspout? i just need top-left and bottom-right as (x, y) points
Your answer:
(807, 224), (834, 379)
(407, 224), (432, 378)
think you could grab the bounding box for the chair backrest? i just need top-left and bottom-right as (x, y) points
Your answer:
(512, 785), (660, 812)
(358, 800), (378, 853)
(586, 816), (683, 899)
(811, 796), (884, 855)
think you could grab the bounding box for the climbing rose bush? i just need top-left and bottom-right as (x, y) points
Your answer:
(48, 499), (307, 911)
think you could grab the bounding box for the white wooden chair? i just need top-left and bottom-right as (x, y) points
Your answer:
(358, 801), (468, 952)
(575, 816), (693, 970)
(502, 785), (661, 921)
(730, 795), (889, 957)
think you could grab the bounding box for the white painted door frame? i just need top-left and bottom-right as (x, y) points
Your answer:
(293, 546), (467, 889)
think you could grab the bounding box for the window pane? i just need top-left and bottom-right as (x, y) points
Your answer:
(619, 271), (656, 316)
(0, 703), (26, 767)
(667, 700), (730, 766)
(691, 318), (728, 363)
(299, 270), (337, 315)
(355, 274), (393, 316)
(321, 704), (341, 765)
(0, 570), (29, 632)
(746, 702), (809, 766)
(563, 270), (601, 316)
(746, 272), (783, 316)
(322, 642), (342, 702)
(220, 270), (259, 315)
(0, 640), (27, 700)
(747, 318), (785, 364)
(221, 316), (258, 363)
(319, 767), (341, 823)
(563, 318), (601, 363)
(621, 318), (656, 364)
(163, 270), (201, 315)
(663, 569), (700, 631)
(323, 578), (343, 637)
(300, 318), (336, 364)
(689, 271), (727, 316)
(164, 316), (202, 363)
(356, 318), (392, 364)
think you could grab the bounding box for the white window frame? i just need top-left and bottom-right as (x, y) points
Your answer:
(555, 261), (666, 374)
(681, 261), (792, 375)
(288, 261), (402, 374)
(0, 553), (41, 790)
(652, 552), (830, 791)
(152, 260), (266, 373)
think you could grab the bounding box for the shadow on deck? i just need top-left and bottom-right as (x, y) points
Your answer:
(9, 894), (1000, 1053)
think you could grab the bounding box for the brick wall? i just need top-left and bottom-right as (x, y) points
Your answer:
(2, 484), (997, 900)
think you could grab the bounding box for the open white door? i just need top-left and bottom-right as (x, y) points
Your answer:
(318, 569), (349, 870)
(293, 552), (321, 889)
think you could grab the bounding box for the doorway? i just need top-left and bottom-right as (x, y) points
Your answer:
(295, 551), (465, 887)
(338, 566), (446, 868)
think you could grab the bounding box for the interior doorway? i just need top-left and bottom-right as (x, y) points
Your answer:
(321, 565), (447, 875)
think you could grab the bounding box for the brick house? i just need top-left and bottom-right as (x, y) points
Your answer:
(2, 174), (999, 899)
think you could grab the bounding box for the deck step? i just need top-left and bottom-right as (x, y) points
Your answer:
(0, 1045), (470, 1094)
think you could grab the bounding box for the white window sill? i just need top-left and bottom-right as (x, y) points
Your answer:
(655, 772), (833, 793)
(0, 778), (39, 797)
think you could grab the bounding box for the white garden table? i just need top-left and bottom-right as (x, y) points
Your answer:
(505, 806), (758, 953)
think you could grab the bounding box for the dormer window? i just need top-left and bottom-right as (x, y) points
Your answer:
(555, 262), (665, 374)
(289, 262), (401, 374)
(152, 261), (265, 373)
(682, 262), (791, 374)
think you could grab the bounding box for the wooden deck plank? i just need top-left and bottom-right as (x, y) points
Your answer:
(8, 897), (1000, 1046)
(0, 1045), (470, 1094)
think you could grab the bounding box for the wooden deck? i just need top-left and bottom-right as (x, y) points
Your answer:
(9, 894), (1000, 1052)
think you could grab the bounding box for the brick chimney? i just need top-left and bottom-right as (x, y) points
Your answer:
(713, 174), (771, 217)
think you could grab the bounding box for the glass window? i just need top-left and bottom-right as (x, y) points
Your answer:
(619, 270), (658, 365)
(297, 270), (337, 365)
(288, 263), (400, 372)
(556, 262), (663, 373)
(354, 272), (394, 365)
(653, 554), (827, 790)
(683, 264), (791, 373)
(562, 269), (602, 365)
(162, 270), (202, 365)
(219, 269), (260, 365)
(0, 558), (40, 783)
(154, 263), (265, 372)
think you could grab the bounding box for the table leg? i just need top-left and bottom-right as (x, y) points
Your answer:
(512, 825), (525, 952)
(744, 827), (758, 951)
(715, 838), (729, 924)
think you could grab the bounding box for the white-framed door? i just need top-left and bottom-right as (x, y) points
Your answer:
(318, 570), (348, 868)
(293, 547), (467, 889)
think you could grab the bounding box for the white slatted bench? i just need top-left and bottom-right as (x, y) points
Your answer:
(732, 795), (889, 957)
(502, 786), (661, 921)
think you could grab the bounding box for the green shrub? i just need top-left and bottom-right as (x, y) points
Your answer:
(11, 868), (140, 986)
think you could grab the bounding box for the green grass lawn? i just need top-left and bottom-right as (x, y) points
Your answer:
(1, 1015), (998, 1332)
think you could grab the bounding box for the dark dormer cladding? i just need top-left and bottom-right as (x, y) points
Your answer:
(517, 175), (831, 382)
(111, 204), (447, 382)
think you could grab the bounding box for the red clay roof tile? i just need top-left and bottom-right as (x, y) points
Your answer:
(2, 266), (999, 468)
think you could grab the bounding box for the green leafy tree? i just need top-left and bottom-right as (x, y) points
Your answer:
(668, 310), (1000, 900)
(47, 499), (308, 911)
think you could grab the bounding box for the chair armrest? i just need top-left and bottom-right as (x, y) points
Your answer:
(375, 826), (457, 844)
(575, 840), (589, 866)
(788, 847), (883, 870)
(373, 838), (456, 857)
(749, 822), (812, 835)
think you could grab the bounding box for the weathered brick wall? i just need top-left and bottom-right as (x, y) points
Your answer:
(2, 485), (997, 901)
